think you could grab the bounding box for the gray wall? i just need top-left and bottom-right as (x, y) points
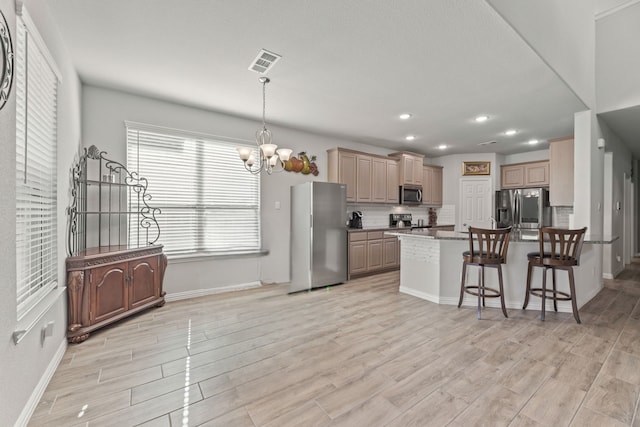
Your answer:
(0, 0), (82, 425)
(82, 85), (397, 292)
(596, 2), (640, 113)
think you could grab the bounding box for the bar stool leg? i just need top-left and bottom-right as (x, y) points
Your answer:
(497, 264), (508, 318)
(523, 261), (533, 309)
(541, 267), (547, 321)
(552, 268), (558, 312)
(477, 265), (483, 319)
(458, 262), (467, 308)
(481, 265), (486, 307)
(568, 267), (581, 324)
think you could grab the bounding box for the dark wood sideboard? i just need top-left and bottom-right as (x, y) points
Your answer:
(66, 244), (167, 343)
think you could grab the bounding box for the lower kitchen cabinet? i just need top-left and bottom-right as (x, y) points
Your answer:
(383, 237), (399, 268)
(66, 245), (167, 343)
(348, 236), (368, 276)
(349, 230), (399, 279)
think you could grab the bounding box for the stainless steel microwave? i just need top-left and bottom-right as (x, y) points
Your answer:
(400, 185), (423, 205)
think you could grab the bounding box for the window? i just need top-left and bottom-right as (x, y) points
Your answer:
(126, 124), (261, 257)
(15, 10), (60, 319)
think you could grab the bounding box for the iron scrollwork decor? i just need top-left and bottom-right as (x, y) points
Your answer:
(0, 8), (14, 110)
(67, 145), (161, 256)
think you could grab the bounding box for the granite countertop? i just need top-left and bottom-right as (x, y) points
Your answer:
(348, 224), (454, 233)
(385, 228), (619, 244)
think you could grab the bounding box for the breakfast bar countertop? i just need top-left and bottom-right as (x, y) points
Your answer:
(385, 228), (618, 244)
(348, 224), (454, 233)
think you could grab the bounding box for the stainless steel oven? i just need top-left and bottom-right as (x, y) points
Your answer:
(400, 185), (422, 205)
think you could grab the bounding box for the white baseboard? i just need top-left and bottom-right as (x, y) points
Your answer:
(16, 338), (67, 427)
(165, 281), (262, 302)
(603, 273), (614, 280)
(399, 286), (440, 304)
(401, 289), (603, 314)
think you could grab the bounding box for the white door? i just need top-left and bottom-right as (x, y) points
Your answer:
(459, 178), (492, 231)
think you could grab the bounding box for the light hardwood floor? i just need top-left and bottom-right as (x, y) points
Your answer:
(30, 261), (640, 426)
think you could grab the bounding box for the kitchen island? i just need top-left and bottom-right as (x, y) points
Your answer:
(385, 229), (617, 314)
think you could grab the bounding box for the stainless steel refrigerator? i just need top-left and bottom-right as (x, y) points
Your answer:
(289, 182), (348, 293)
(495, 187), (551, 229)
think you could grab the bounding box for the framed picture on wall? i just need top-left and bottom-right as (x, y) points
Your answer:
(462, 161), (490, 176)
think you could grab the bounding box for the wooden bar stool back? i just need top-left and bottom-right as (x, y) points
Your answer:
(458, 226), (512, 319)
(523, 226), (587, 323)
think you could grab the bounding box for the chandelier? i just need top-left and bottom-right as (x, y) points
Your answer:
(237, 77), (292, 174)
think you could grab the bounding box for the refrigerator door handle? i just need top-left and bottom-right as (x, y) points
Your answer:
(514, 189), (520, 228)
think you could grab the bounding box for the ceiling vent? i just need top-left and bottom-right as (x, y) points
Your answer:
(248, 49), (282, 74)
(477, 140), (497, 146)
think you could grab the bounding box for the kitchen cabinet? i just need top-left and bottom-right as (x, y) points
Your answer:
(356, 154), (372, 202)
(328, 149), (357, 202)
(549, 137), (574, 206)
(501, 161), (549, 189)
(422, 165), (443, 206)
(348, 230), (399, 278)
(372, 157), (387, 203)
(389, 152), (424, 185)
(383, 237), (399, 268)
(348, 233), (368, 276)
(66, 245), (167, 343)
(328, 148), (400, 204)
(386, 159), (399, 203)
(367, 233), (384, 270)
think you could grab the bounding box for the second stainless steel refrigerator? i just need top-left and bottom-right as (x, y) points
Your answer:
(495, 187), (551, 229)
(289, 182), (348, 293)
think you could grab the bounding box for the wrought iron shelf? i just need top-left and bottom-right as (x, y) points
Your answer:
(67, 145), (161, 256)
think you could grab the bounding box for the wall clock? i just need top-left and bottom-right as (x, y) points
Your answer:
(0, 9), (14, 111)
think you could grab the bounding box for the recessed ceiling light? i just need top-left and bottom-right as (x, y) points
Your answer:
(475, 115), (489, 123)
(405, 135), (416, 141)
(399, 113), (412, 120)
(528, 139), (539, 145)
(437, 144), (447, 150)
(505, 129), (517, 136)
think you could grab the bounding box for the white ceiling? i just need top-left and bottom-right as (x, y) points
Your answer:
(48, 0), (589, 156)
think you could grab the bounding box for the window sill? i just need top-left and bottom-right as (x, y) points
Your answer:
(13, 286), (66, 345)
(168, 249), (270, 264)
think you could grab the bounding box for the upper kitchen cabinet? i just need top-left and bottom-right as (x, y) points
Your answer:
(389, 152), (424, 185)
(372, 157), (400, 203)
(386, 159), (399, 203)
(328, 148), (399, 204)
(422, 165), (443, 206)
(356, 154), (372, 202)
(501, 160), (549, 189)
(328, 148), (357, 201)
(549, 137), (574, 206)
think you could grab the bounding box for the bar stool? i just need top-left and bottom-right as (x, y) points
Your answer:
(523, 227), (587, 323)
(458, 226), (512, 319)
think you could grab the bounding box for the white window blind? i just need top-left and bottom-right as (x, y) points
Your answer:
(126, 125), (261, 257)
(15, 12), (60, 319)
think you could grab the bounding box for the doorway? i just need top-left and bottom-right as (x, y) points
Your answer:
(624, 173), (634, 264)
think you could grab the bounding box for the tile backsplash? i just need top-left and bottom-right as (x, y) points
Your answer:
(346, 203), (570, 229)
(552, 206), (573, 227)
(347, 204), (453, 228)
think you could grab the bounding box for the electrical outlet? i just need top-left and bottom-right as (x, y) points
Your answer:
(274, 201), (280, 210)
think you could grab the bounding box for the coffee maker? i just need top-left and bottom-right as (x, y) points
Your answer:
(349, 211), (363, 229)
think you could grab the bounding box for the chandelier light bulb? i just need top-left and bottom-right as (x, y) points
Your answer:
(276, 148), (292, 161)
